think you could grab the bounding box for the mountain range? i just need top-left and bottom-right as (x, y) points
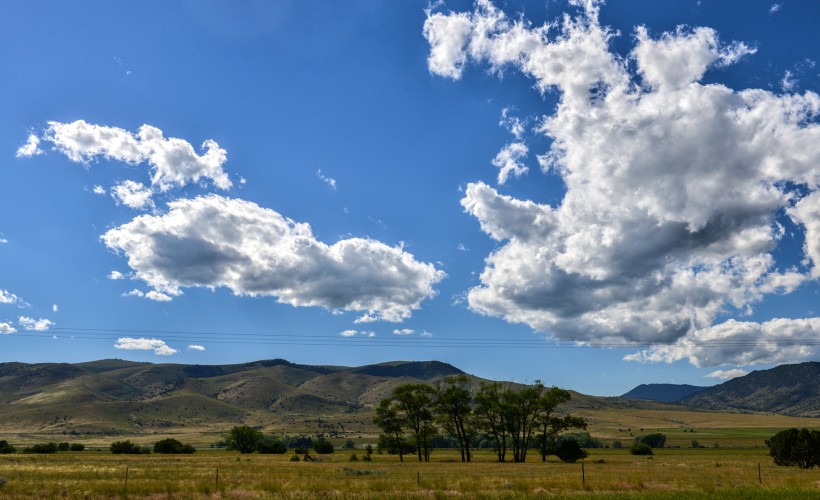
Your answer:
(0, 359), (816, 439)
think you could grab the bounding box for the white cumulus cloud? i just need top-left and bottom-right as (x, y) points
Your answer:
(111, 180), (155, 210)
(19, 316), (54, 331)
(187, 344), (205, 351)
(427, 1), (820, 367)
(0, 322), (17, 334)
(102, 195), (444, 322)
(114, 337), (177, 355)
(392, 328), (415, 335)
(33, 120), (230, 191)
(0, 289), (21, 305)
(492, 142), (528, 184)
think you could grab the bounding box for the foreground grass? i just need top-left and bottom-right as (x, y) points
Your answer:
(0, 448), (819, 498)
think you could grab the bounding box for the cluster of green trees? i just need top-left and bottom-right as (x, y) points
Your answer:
(769, 428), (820, 469)
(373, 375), (587, 463)
(0, 441), (85, 454)
(223, 426), (335, 455)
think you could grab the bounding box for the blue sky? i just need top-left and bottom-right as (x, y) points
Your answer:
(1, 0), (818, 396)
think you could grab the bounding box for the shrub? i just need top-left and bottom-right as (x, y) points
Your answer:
(555, 439), (588, 463)
(362, 454), (372, 462)
(611, 440), (622, 449)
(257, 437), (287, 454)
(313, 438), (335, 454)
(636, 433), (666, 449)
(365, 444), (373, 456)
(110, 440), (149, 454)
(0, 477), (6, 488)
(0, 440), (16, 454)
(349, 453), (359, 461)
(630, 442), (653, 456)
(769, 428), (820, 469)
(24, 442), (58, 454)
(226, 426), (263, 454)
(290, 454), (300, 462)
(58, 442), (70, 451)
(69, 443), (85, 452)
(153, 438), (195, 454)
(343, 439), (356, 449)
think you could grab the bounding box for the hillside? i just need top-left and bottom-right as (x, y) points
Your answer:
(1, 359), (817, 441)
(681, 362), (820, 417)
(622, 383), (708, 403)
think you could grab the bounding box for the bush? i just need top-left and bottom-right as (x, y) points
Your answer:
(349, 453), (359, 461)
(362, 454), (372, 462)
(555, 439), (588, 463)
(630, 442), (653, 456)
(343, 439), (356, 449)
(0, 440), (16, 454)
(58, 442), (70, 451)
(226, 426), (264, 454)
(24, 442), (58, 454)
(0, 477), (6, 488)
(153, 438), (195, 454)
(257, 437), (287, 454)
(69, 443), (85, 452)
(611, 440), (622, 449)
(769, 428), (820, 469)
(313, 438), (335, 454)
(290, 454), (300, 462)
(559, 432), (602, 449)
(110, 440), (150, 454)
(636, 433), (666, 449)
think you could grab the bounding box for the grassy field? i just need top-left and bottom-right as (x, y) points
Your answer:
(1, 448), (819, 498)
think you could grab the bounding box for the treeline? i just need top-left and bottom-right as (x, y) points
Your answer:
(373, 375), (587, 463)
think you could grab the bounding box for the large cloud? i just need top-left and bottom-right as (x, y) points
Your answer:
(30, 120), (230, 192)
(101, 195), (445, 322)
(426, 1), (820, 366)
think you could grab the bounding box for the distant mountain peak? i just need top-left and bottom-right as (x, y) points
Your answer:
(622, 383), (709, 403)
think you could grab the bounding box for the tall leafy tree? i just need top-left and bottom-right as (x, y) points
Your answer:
(433, 375), (476, 462)
(373, 398), (407, 462)
(474, 381), (509, 462)
(392, 383), (436, 462)
(536, 387), (586, 462)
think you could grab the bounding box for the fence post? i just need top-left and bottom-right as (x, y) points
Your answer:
(124, 466), (129, 492)
(216, 466), (219, 489)
(581, 461), (585, 488)
(757, 463), (761, 485)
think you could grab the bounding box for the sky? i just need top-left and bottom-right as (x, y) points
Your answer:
(1, 0), (818, 396)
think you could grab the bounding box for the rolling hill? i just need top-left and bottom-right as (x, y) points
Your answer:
(0, 359), (817, 441)
(622, 383), (708, 403)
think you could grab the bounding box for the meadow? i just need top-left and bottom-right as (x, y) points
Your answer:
(1, 447), (819, 498)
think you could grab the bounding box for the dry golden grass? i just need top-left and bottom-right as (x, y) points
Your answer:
(1, 448), (819, 498)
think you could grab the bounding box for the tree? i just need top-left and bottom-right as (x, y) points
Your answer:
(373, 398), (407, 462)
(257, 436), (287, 454)
(226, 426), (263, 454)
(637, 433), (666, 449)
(313, 438), (335, 454)
(474, 382), (509, 462)
(503, 381), (546, 463)
(153, 438), (195, 454)
(0, 441), (15, 454)
(392, 384), (436, 462)
(555, 439), (587, 463)
(537, 387), (586, 462)
(630, 442), (653, 456)
(769, 428), (820, 469)
(433, 375), (477, 462)
(110, 440), (149, 454)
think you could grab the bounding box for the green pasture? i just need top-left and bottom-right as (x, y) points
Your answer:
(1, 448), (819, 498)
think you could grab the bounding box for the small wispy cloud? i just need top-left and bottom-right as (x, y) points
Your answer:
(339, 329), (375, 337)
(316, 169), (337, 190)
(187, 344), (205, 351)
(769, 3), (782, 14)
(15, 134), (43, 158)
(392, 328), (415, 335)
(114, 337), (177, 355)
(706, 368), (749, 380)
(19, 316), (54, 331)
